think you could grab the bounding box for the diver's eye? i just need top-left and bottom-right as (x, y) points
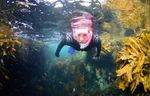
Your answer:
(83, 34), (87, 37)
(78, 34), (81, 36)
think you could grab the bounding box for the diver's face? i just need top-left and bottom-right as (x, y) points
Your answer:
(76, 33), (89, 43)
(73, 28), (93, 44)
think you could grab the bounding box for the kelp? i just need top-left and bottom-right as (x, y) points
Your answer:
(106, 0), (150, 30)
(0, 23), (21, 81)
(0, 24), (21, 60)
(116, 31), (150, 93)
(101, 32), (112, 54)
(0, 23), (14, 38)
(101, 32), (123, 56)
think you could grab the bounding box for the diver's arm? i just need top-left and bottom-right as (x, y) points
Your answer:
(95, 35), (101, 57)
(55, 38), (66, 57)
(55, 33), (72, 57)
(96, 43), (101, 57)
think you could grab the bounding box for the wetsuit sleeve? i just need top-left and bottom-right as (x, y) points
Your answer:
(55, 33), (72, 57)
(95, 35), (101, 57)
(55, 36), (66, 57)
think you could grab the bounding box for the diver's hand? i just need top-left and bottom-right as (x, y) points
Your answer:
(55, 52), (60, 57)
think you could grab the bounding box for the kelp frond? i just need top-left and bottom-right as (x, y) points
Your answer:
(0, 24), (21, 80)
(101, 32), (112, 54)
(116, 31), (150, 93)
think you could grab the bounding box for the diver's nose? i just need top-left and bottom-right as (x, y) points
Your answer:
(79, 37), (84, 42)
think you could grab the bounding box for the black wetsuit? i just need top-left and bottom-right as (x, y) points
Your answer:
(55, 33), (101, 57)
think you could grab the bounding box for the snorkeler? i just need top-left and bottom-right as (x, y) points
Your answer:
(55, 10), (101, 58)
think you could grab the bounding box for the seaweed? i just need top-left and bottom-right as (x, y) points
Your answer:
(116, 31), (150, 93)
(0, 24), (21, 82)
(101, 32), (112, 54)
(106, 0), (150, 30)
